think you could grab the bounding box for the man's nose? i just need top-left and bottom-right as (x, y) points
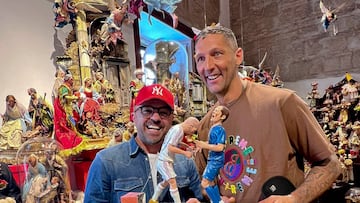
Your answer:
(150, 111), (162, 121)
(204, 57), (215, 69)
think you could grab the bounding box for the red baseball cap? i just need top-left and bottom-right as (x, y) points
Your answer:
(135, 84), (174, 110)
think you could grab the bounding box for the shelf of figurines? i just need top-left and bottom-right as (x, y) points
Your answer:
(0, 135), (111, 166)
(0, 98), (130, 202)
(0, 137), (88, 202)
(3, 135), (105, 169)
(306, 77), (360, 202)
(0, 101), (130, 163)
(306, 79), (360, 157)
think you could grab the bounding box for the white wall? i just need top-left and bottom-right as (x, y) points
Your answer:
(0, 0), (56, 125)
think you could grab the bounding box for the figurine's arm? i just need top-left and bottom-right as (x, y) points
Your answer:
(194, 140), (224, 152)
(179, 141), (190, 149)
(168, 144), (192, 158)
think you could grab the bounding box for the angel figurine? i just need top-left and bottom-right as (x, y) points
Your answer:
(100, 0), (133, 49)
(143, 0), (182, 28)
(127, 0), (146, 20)
(319, 0), (346, 35)
(53, 0), (102, 28)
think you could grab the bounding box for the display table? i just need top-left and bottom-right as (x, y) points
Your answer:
(72, 161), (92, 191)
(69, 149), (101, 191)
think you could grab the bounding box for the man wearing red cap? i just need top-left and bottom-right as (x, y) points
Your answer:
(84, 84), (203, 203)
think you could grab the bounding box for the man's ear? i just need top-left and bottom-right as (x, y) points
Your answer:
(221, 115), (226, 121)
(235, 48), (243, 66)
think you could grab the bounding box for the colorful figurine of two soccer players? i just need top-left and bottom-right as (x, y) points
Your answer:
(195, 105), (229, 203)
(150, 117), (200, 203)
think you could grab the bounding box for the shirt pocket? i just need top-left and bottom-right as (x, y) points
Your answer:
(114, 177), (144, 192)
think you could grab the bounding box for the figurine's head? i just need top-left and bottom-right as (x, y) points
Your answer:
(182, 117), (200, 135)
(173, 72), (180, 78)
(162, 78), (170, 87)
(126, 121), (135, 132)
(352, 121), (360, 132)
(5, 95), (16, 108)
(85, 111), (93, 119)
(311, 82), (318, 89)
(338, 149), (345, 156)
(83, 77), (93, 88)
(55, 69), (65, 78)
(28, 154), (38, 167)
(95, 72), (104, 80)
(64, 73), (74, 86)
(27, 88), (37, 99)
(211, 105), (230, 124)
(112, 128), (124, 143)
(113, 9), (124, 22)
(51, 176), (60, 185)
(134, 69), (144, 79)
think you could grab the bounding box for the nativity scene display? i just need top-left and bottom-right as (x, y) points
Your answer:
(0, 0), (202, 164)
(306, 73), (360, 184)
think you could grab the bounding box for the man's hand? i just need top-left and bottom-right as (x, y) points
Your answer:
(194, 140), (205, 149)
(186, 196), (235, 203)
(221, 196), (236, 203)
(186, 198), (200, 203)
(258, 195), (296, 203)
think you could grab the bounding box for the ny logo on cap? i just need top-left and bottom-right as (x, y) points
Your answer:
(152, 86), (163, 96)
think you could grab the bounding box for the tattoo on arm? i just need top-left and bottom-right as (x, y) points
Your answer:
(291, 154), (341, 203)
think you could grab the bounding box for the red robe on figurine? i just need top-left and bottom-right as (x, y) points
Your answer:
(53, 75), (82, 149)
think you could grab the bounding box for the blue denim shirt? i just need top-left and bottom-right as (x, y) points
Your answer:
(84, 134), (203, 203)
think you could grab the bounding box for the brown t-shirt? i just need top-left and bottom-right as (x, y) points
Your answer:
(196, 81), (334, 202)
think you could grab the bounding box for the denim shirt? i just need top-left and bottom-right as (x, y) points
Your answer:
(84, 134), (203, 203)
